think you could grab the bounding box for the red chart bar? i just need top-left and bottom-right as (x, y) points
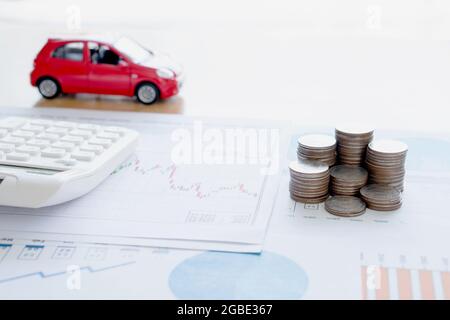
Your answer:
(396, 268), (413, 300)
(361, 266), (368, 300)
(419, 270), (435, 300)
(441, 271), (450, 300)
(375, 267), (390, 300)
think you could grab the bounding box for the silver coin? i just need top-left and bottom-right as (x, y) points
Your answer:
(365, 201), (402, 211)
(360, 184), (401, 202)
(289, 159), (329, 175)
(290, 193), (329, 204)
(325, 196), (366, 217)
(298, 134), (336, 149)
(335, 124), (374, 135)
(368, 139), (408, 154)
(330, 165), (368, 182)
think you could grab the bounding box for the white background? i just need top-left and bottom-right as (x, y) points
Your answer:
(0, 0), (449, 132)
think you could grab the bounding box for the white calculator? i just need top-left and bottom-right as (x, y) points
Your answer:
(0, 117), (139, 208)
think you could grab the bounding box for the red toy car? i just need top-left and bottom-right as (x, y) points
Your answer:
(31, 37), (183, 104)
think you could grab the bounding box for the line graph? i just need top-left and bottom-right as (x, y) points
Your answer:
(0, 244), (12, 263)
(113, 156), (258, 199)
(0, 261), (136, 285)
(0, 150), (267, 226)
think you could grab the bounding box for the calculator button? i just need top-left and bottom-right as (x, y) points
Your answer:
(6, 152), (30, 161)
(0, 129), (8, 138)
(30, 119), (53, 127)
(26, 139), (51, 149)
(60, 135), (84, 145)
(69, 129), (92, 139)
(52, 141), (75, 152)
(0, 143), (15, 153)
(78, 124), (99, 133)
(0, 117), (26, 131)
(16, 145), (40, 156)
(11, 130), (34, 139)
(46, 127), (69, 136)
(1, 136), (25, 146)
(41, 148), (66, 159)
(103, 126), (127, 136)
(54, 121), (77, 129)
(88, 138), (111, 148)
(96, 132), (120, 142)
(37, 133), (59, 142)
(71, 151), (95, 161)
(55, 159), (78, 167)
(80, 144), (103, 155)
(21, 124), (45, 134)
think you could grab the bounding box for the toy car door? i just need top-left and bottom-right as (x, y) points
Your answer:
(87, 42), (131, 96)
(48, 41), (89, 93)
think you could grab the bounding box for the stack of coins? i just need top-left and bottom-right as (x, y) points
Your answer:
(297, 134), (336, 166)
(325, 196), (366, 217)
(335, 125), (374, 166)
(366, 139), (408, 191)
(330, 165), (368, 196)
(360, 184), (402, 211)
(289, 159), (330, 203)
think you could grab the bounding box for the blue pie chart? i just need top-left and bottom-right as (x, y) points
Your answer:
(169, 251), (308, 299)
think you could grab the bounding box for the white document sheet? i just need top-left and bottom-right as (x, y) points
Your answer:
(0, 107), (283, 252)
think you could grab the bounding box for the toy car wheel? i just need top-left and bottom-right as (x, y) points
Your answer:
(38, 78), (60, 99)
(136, 83), (159, 105)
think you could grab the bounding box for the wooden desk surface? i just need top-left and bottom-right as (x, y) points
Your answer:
(34, 94), (185, 114)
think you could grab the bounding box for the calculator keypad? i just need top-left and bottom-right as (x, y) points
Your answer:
(0, 117), (131, 171)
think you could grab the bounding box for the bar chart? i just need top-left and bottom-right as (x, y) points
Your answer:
(361, 252), (450, 300)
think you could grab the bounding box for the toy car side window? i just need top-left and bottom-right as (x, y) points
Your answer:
(97, 45), (120, 65)
(52, 42), (84, 62)
(88, 42), (99, 63)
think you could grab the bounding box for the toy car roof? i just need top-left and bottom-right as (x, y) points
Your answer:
(47, 33), (117, 45)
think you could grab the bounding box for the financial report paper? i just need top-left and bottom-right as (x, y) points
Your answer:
(0, 111), (449, 299)
(0, 107), (284, 252)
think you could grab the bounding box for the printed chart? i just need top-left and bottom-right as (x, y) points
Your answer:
(361, 252), (450, 300)
(0, 237), (183, 299)
(0, 235), (359, 299)
(0, 107), (281, 252)
(169, 251), (309, 300)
